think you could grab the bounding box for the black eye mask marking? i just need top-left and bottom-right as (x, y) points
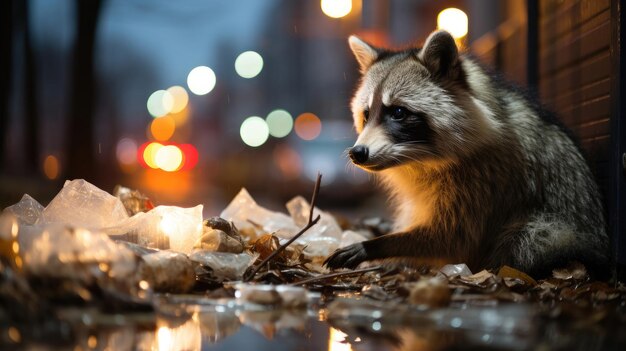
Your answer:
(383, 105), (430, 144)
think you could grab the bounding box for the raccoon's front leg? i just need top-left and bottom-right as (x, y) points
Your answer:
(324, 230), (446, 269)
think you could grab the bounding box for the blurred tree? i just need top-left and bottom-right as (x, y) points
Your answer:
(0, 0), (12, 171)
(66, 0), (104, 180)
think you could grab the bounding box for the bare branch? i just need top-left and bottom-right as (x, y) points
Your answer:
(290, 265), (383, 286)
(244, 173), (323, 282)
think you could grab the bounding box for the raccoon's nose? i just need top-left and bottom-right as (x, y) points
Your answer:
(349, 145), (369, 164)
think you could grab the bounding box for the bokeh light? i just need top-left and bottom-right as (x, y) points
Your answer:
(142, 142), (163, 169)
(187, 66), (216, 95)
(266, 109), (293, 138)
(155, 145), (184, 172)
(437, 8), (468, 38)
(294, 112), (322, 140)
(234, 51), (264, 78)
(273, 144), (301, 179)
(240, 116), (270, 147)
(147, 90), (174, 118)
(166, 86), (189, 114)
(178, 144), (199, 171)
(116, 138), (138, 167)
(169, 105), (191, 127)
(43, 155), (59, 180)
(321, 0), (352, 18)
(150, 116), (176, 141)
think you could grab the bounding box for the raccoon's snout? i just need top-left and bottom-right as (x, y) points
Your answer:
(349, 145), (369, 164)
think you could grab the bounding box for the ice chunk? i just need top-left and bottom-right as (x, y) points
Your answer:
(220, 188), (298, 235)
(188, 251), (258, 281)
(40, 179), (129, 228)
(105, 205), (203, 254)
(3, 194), (44, 225)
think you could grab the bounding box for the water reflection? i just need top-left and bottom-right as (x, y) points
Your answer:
(16, 299), (626, 350)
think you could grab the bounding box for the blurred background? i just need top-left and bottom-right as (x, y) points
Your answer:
(0, 0), (618, 228)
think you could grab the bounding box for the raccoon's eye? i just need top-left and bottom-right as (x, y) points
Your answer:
(363, 110), (370, 122)
(390, 106), (408, 121)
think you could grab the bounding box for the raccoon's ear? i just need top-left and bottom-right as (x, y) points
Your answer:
(349, 36), (379, 73)
(418, 30), (459, 78)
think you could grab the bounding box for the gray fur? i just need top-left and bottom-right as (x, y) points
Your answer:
(325, 31), (609, 277)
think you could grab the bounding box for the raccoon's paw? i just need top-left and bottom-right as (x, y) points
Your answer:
(324, 243), (368, 270)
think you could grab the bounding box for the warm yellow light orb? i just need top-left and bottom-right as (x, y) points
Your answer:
(166, 85), (189, 113)
(321, 0), (352, 19)
(155, 145), (183, 172)
(437, 8), (468, 39)
(43, 155), (60, 180)
(143, 142), (163, 169)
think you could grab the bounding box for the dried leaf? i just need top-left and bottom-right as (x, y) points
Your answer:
(497, 265), (537, 286)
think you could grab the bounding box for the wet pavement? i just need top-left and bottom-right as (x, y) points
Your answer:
(11, 294), (626, 351)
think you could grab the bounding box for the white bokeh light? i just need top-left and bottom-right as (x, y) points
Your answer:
(321, 0), (352, 18)
(187, 66), (216, 95)
(240, 116), (269, 147)
(266, 109), (293, 138)
(234, 51), (264, 79)
(147, 90), (174, 118)
(437, 8), (469, 39)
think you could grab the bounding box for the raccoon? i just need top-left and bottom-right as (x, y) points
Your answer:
(324, 30), (610, 277)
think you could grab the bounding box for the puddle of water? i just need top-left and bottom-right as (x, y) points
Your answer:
(10, 296), (625, 351)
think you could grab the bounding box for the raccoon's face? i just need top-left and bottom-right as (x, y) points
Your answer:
(348, 31), (497, 172)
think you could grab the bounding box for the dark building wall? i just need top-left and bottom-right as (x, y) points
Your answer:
(538, 0), (611, 191)
(473, 0), (611, 192)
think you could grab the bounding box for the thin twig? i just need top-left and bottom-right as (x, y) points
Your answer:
(290, 265), (383, 286)
(244, 173), (323, 282)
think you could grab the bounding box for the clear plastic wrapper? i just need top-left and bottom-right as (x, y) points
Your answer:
(39, 179), (129, 228)
(3, 194), (44, 225)
(188, 251), (258, 281)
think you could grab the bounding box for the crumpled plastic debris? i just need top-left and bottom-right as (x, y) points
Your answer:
(39, 179), (129, 228)
(17, 223), (139, 290)
(188, 251), (258, 281)
(105, 205), (203, 254)
(140, 251), (195, 293)
(235, 283), (308, 307)
(220, 188), (298, 236)
(339, 230), (369, 248)
(5, 180), (202, 255)
(3, 194), (44, 225)
(113, 185), (155, 216)
(220, 188), (365, 257)
(194, 218), (245, 253)
(438, 263), (472, 278)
